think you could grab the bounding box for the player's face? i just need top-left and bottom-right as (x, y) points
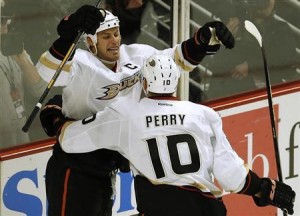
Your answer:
(96, 27), (121, 62)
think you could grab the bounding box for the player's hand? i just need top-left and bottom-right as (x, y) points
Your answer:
(40, 95), (66, 137)
(57, 5), (105, 41)
(253, 178), (295, 215)
(196, 21), (235, 54)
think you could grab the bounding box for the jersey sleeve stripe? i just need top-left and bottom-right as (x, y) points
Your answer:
(39, 52), (72, 72)
(174, 49), (195, 72)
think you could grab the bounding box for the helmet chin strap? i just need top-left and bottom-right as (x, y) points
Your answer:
(98, 57), (117, 66)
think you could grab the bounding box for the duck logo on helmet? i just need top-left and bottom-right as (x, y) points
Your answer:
(149, 59), (156, 67)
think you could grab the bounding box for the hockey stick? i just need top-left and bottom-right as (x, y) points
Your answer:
(22, 0), (103, 132)
(244, 20), (288, 216)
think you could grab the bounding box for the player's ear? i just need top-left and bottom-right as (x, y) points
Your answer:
(86, 36), (93, 46)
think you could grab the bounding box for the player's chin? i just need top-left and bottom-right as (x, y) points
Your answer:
(107, 51), (120, 61)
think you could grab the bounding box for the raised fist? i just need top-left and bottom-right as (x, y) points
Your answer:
(57, 5), (105, 41)
(196, 21), (235, 54)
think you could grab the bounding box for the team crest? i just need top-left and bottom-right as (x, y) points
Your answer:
(149, 59), (156, 67)
(95, 72), (142, 100)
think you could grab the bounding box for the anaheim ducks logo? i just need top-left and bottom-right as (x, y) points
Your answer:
(96, 72), (142, 100)
(149, 59), (156, 67)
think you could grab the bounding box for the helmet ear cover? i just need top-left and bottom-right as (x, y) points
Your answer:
(141, 54), (181, 94)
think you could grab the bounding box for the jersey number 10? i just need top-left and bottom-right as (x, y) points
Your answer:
(145, 134), (201, 179)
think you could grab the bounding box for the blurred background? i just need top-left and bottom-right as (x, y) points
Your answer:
(0, 0), (299, 148)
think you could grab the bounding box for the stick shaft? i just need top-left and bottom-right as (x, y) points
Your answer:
(245, 20), (287, 216)
(261, 44), (283, 183)
(22, 0), (102, 132)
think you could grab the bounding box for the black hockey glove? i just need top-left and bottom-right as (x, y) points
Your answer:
(39, 95), (67, 137)
(253, 178), (295, 215)
(57, 5), (105, 41)
(196, 21), (235, 54)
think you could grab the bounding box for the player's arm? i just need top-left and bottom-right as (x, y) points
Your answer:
(208, 108), (295, 215)
(36, 5), (104, 85)
(58, 106), (126, 154)
(174, 21), (235, 72)
(40, 95), (128, 154)
(40, 100), (122, 150)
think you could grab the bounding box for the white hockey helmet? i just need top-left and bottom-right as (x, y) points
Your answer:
(83, 10), (120, 46)
(142, 54), (181, 94)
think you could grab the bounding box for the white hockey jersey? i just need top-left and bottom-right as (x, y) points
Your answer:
(60, 97), (248, 197)
(37, 44), (195, 119)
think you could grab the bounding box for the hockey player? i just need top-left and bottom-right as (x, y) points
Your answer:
(58, 54), (295, 216)
(38, 5), (235, 216)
